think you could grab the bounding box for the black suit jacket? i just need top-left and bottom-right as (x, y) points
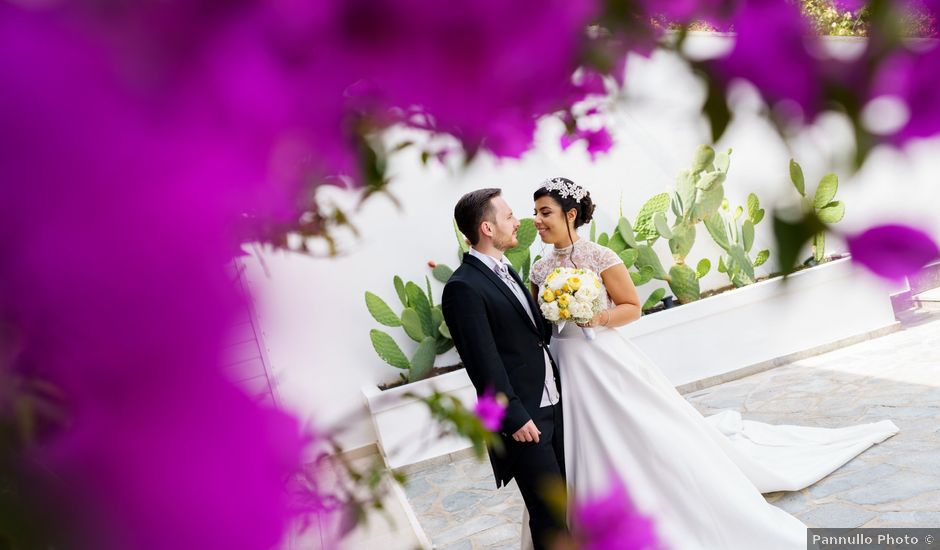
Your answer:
(441, 252), (560, 486)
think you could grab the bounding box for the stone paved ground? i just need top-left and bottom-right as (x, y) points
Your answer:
(403, 309), (940, 549)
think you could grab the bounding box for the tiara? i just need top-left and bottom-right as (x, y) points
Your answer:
(541, 177), (587, 201)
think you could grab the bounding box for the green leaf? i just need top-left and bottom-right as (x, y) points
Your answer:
(597, 232), (610, 247)
(630, 265), (655, 286)
(773, 211), (825, 276)
(642, 288), (666, 311)
(505, 248), (529, 273)
(409, 337), (437, 382)
(789, 159), (805, 196)
(394, 276), (407, 307)
(406, 282), (433, 336)
(401, 308), (425, 342)
(635, 245), (668, 280)
(608, 231), (627, 254)
(703, 76), (732, 142)
(590, 220), (597, 242)
(733, 205), (743, 220)
(742, 219), (755, 252)
(728, 245), (755, 283)
(746, 193), (764, 225)
(675, 170), (696, 219)
(691, 145), (715, 173)
(668, 222), (695, 261)
(753, 249), (770, 267)
(817, 201), (845, 224)
(426, 276), (434, 307)
(668, 263), (701, 303)
(634, 193), (671, 241)
(617, 218), (637, 248)
(432, 264), (454, 283)
(453, 218), (470, 254)
(439, 322), (452, 339)
(717, 255), (727, 273)
(365, 292), (402, 327)
(434, 336), (454, 355)
(431, 306), (444, 332)
(653, 212), (673, 239)
(690, 183), (724, 222)
(813, 231), (826, 263)
(696, 258), (711, 278)
(714, 148), (731, 173)
(512, 218), (538, 249)
(696, 170), (725, 191)
(814, 173), (839, 211)
(619, 248), (639, 267)
(370, 329), (410, 370)
(703, 213), (730, 251)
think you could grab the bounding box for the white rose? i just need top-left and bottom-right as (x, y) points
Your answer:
(575, 285), (598, 302)
(548, 274), (567, 291)
(569, 301), (591, 321)
(541, 301), (560, 321)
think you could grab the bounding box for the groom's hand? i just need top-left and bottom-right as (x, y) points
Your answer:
(512, 420), (541, 443)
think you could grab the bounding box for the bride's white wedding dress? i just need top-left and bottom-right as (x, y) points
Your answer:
(521, 239), (898, 550)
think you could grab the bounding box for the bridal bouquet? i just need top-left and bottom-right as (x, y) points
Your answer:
(538, 267), (603, 341)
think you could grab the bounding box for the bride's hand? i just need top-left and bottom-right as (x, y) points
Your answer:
(577, 313), (601, 328)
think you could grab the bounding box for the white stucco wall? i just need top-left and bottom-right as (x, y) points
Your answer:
(240, 34), (940, 450)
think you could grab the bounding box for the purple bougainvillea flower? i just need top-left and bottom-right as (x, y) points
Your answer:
(308, 0), (600, 159)
(716, 0), (823, 120)
(575, 473), (661, 550)
(847, 224), (940, 281)
(0, 6), (316, 549)
(561, 127), (614, 160)
(474, 389), (507, 432)
(870, 47), (940, 143)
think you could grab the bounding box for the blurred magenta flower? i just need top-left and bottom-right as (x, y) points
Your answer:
(870, 47), (940, 143)
(474, 389), (507, 432)
(308, 0), (601, 158)
(716, 0), (823, 120)
(574, 472), (661, 550)
(846, 224), (940, 281)
(0, 5), (316, 549)
(561, 127), (615, 160)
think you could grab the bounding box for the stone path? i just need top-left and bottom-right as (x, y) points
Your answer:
(403, 309), (940, 549)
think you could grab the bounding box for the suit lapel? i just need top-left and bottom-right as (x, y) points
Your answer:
(507, 264), (543, 325)
(463, 253), (541, 336)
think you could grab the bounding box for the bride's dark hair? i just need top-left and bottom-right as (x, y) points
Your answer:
(533, 178), (595, 229)
(534, 178), (594, 269)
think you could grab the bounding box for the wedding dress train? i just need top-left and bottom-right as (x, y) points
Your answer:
(519, 240), (898, 549)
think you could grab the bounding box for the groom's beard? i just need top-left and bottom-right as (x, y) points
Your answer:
(493, 233), (518, 251)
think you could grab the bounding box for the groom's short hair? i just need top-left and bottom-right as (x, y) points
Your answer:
(454, 188), (502, 246)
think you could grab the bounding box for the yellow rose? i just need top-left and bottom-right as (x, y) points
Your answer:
(561, 284), (571, 293)
(557, 295), (570, 308)
(568, 277), (582, 291)
(542, 290), (556, 303)
(559, 309), (571, 319)
(555, 289), (563, 296)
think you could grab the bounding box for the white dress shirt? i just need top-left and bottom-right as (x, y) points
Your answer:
(469, 247), (560, 407)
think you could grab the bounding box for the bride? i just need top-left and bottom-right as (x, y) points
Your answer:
(523, 177), (899, 549)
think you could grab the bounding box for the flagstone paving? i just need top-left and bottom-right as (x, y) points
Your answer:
(401, 307), (940, 549)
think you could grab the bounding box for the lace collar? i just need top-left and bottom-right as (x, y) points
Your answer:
(551, 240), (580, 256)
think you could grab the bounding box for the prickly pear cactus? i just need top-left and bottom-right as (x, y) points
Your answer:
(789, 159), (846, 263)
(668, 264), (701, 304)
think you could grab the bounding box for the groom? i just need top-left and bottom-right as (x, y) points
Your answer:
(442, 188), (566, 549)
